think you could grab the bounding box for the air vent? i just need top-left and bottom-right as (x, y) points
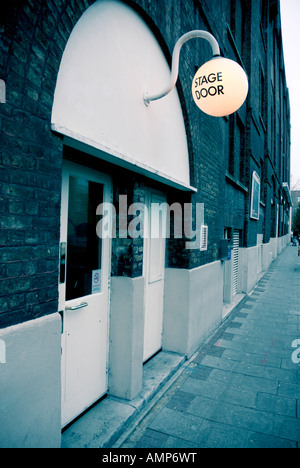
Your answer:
(200, 225), (208, 251)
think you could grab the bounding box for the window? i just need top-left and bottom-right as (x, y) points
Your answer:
(66, 176), (103, 300)
(228, 114), (245, 183)
(250, 172), (261, 220)
(259, 64), (266, 125)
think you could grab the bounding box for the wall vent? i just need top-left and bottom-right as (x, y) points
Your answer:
(200, 225), (208, 251)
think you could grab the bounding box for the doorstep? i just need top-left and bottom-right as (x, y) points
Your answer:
(61, 351), (186, 448)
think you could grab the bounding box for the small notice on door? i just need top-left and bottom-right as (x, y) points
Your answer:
(92, 269), (101, 294)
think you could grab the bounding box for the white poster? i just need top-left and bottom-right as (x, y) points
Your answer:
(250, 171), (260, 220)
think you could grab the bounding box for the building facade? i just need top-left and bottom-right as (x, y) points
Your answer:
(0, 0), (290, 447)
(291, 190), (300, 234)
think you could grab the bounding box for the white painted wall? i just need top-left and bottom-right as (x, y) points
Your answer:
(238, 246), (259, 294)
(223, 256), (233, 304)
(238, 235), (289, 295)
(262, 242), (273, 271)
(0, 314), (61, 448)
(51, 0), (191, 190)
(109, 276), (144, 400)
(163, 261), (223, 357)
(270, 237), (278, 259)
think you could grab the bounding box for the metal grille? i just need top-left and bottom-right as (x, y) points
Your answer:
(232, 230), (239, 295)
(200, 225), (208, 251)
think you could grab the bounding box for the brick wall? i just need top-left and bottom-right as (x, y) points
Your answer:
(0, 0), (93, 327)
(0, 0), (290, 328)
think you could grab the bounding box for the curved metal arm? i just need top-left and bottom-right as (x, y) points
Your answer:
(144, 30), (220, 106)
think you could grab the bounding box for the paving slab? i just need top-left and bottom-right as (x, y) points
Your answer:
(61, 351), (185, 448)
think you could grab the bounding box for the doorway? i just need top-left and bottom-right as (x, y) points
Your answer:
(59, 160), (112, 428)
(143, 188), (167, 362)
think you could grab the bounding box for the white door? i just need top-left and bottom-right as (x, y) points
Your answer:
(143, 189), (167, 362)
(59, 160), (112, 428)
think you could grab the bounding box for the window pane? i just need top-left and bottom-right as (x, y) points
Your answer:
(66, 176), (103, 301)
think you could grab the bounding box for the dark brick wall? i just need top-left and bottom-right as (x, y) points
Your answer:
(0, 0), (93, 327)
(0, 0), (290, 328)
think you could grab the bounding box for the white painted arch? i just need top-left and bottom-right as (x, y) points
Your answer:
(51, 0), (194, 191)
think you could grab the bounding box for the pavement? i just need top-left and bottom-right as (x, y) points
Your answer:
(62, 245), (300, 449)
(117, 245), (300, 449)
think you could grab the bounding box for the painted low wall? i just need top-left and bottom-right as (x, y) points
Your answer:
(262, 242), (273, 271)
(238, 245), (259, 294)
(109, 276), (144, 400)
(238, 235), (289, 294)
(0, 314), (61, 448)
(270, 235), (290, 260)
(163, 261), (223, 358)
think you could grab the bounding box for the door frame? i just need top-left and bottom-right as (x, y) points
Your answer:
(143, 187), (167, 362)
(59, 158), (113, 428)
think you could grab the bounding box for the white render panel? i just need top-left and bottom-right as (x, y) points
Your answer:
(163, 262), (223, 357)
(51, 0), (191, 189)
(109, 276), (144, 400)
(0, 314), (61, 448)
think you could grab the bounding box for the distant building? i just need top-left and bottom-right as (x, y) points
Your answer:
(0, 0), (290, 447)
(291, 190), (300, 232)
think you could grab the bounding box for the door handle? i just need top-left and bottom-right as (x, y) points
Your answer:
(66, 302), (88, 311)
